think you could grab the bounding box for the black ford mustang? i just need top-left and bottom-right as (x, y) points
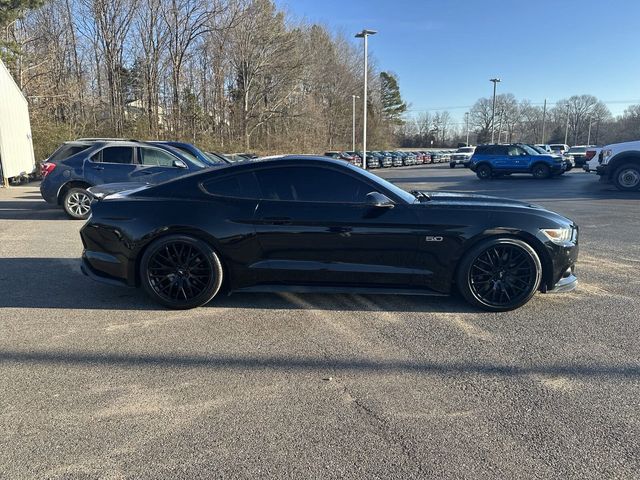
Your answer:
(80, 156), (578, 311)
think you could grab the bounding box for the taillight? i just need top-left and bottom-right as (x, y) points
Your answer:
(41, 162), (56, 177)
(585, 150), (596, 161)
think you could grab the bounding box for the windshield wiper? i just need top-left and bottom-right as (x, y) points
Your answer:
(411, 190), (431, 202)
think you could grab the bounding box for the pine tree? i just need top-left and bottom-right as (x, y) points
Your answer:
(1, 0), (44, 61)
(380, 71), (407, 124)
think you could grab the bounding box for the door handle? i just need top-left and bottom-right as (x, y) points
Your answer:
(263, 216), (292, 225)
(139, 171), (154, 175)
(92, 166), (104, 171)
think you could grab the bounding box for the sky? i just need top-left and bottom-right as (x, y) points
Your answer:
(274, 0), (640, 125)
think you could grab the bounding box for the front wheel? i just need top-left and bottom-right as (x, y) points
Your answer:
(532, 163), (551, 179)
(140, 235), (224, 309)
(449, 162), (456, 168)
(613, 164), (640, 191)
(456, 238), (542, 312)
(63, 187), (92, 220)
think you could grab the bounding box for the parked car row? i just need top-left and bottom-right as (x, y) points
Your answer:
(323, 150), (457, 168)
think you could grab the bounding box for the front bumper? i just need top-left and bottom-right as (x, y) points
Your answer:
(546, 267), (578, 293)
(596, 164), (609, 177)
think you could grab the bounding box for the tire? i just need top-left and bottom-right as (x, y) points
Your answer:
(476, 164), (492, 180)
(63, 187), (92, 220)
(140, 235), (224, 309)
(449, 162), (456, 168)
(456, 237), (542, 312)
(613, 163), (640, 191)
(532, 163), (551, 179)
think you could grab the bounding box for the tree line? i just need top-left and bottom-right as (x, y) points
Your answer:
(401, 94), (640, 148)
(2, 0), (406, 161)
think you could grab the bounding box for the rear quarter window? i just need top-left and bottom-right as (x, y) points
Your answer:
(202, 172), (260, 199)
(49, 144), (90, 162)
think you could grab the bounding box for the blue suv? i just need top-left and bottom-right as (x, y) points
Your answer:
(469, 144), (565, 180)
(40, 140), (212, 219)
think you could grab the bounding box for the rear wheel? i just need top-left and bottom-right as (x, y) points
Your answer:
(532, 163), (551, 179)
(63, 187), (92, 220)
(449, 162), (456, 168)
(456, 238), (542, 312)
(613, 164), (640, 191)
(476, 164), (492, 180)
(140, 235), (223, 309)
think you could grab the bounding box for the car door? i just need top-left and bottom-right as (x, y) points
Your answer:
(506, 145), (530, 172)
(251, 165), (420, 288)
(132, 146), (191, 184)
(488, 145), (511, 171)
(85, 146), (138, 185)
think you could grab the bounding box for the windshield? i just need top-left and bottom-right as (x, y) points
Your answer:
(520, 144), (540, 155)
(568, 147), (587, 153)
(529, 145), (546, 154)
(169, 146), (207, 168)
(457, 147), (474, 153)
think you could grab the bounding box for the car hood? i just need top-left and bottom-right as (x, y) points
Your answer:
(412, 191), (574, 225)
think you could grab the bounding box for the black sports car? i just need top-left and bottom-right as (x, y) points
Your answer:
(80, 156), (578, 311)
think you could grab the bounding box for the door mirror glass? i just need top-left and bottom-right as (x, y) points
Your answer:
(366, 191), (394, 208)
(173, 159), (188, 169)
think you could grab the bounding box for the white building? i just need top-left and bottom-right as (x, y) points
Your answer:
(0, 59), (35, 185)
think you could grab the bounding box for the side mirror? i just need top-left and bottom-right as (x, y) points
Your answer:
(173, 159), (188, 169)
(366, 191), (394, 208)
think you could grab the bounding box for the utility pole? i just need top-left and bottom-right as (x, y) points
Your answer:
(351, 95), (359, 151)
(490, 78), (501, 143)
(465, 112), (470, 145)
(564, 104), (570, 145)
(587, 117), (593, 145)
(497, 109), (505, 144)
(541, 99), (547, 144)
(355, 29), (377, 169)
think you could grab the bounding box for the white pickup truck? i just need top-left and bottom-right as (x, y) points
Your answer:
(596, 140), (640, 191)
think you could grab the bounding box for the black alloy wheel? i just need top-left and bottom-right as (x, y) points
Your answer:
(457, 238), (542, 311)
(532, 163), (551, 179)
(476, 164), (492, 180)
(140, 235), (223, 309)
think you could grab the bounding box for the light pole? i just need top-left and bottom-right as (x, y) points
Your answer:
(465, 112), (470, 146)
(352, 95), (359, 152)
(541, 98), (547, 144)
(587, 116), (593, 145)
(564, 103), (570, 145)
(355, 29), (377, 169)
(490, 78), (501, 143)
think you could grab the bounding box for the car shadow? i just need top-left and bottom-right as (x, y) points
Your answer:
(0, 200), (67, 220)
(0, 257), (477, 313)
(1, 349), (638, 381)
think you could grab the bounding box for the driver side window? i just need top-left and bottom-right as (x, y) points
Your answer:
(254, 166), (375, 203)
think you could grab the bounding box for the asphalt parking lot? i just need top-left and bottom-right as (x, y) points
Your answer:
(1, 166), (639, 479)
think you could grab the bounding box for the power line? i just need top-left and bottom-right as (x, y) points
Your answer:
(404, 98), (640, 114)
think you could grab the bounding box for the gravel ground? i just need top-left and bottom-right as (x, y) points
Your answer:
(1, 166), (639, 479)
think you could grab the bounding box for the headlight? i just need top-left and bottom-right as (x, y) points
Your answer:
(541, 227), (573, 244)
